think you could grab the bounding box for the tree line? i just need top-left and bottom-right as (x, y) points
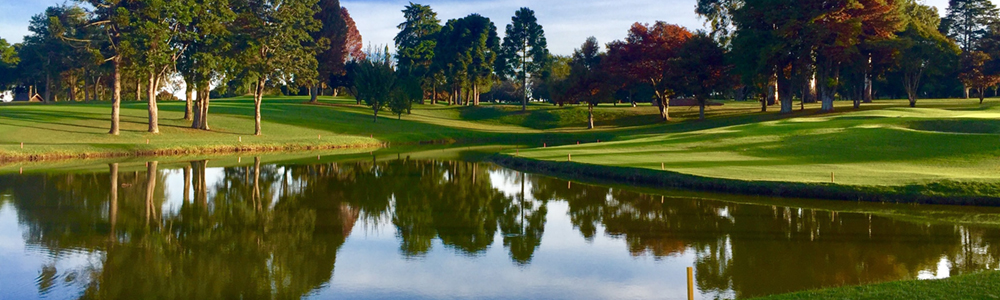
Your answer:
(0, 0), (362, 135)
(1, 0), (999, 132)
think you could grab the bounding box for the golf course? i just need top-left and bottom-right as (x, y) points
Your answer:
(3, 95), (1000, 299)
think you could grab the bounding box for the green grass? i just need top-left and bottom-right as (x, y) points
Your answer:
(751, 271), (1000, 300)
(3, 95), (1000, 190)
(510, 100), (1000, 187)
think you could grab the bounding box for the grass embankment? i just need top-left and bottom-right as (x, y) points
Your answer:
(751, 271), (1000, 300)
(0, 95), (836, 163)
(4, 95), (1000, 197)
(500, 100), (1000, 203)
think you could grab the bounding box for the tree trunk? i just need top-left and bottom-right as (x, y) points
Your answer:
(184, 85), (193, 121)
(44, 71), (51, 103)
(183, 165), (191, 204)
(84, 73), (91, 102)
(253, 157), (261, 211)
(587, 102), (594, 129)
(144, 161), (158, 225)
(766, 75), (777, 106)
(699, 99), (706, 120)
(980, 88), (985, 104)
(110, 58), (121, 135)
(255, 78), (264, 136)
(147, 71), (159, 134)
(200, 85), (211, 130)
(863, 73), (873, 103)
(964, 85), (970, 99)
(68, 74), (77, 102)
(309, 83), (318, 103)
(373, 104), (379, 122)
(136, 79), (142, 102)
(778, 68), (793, 113)
(192, 85), (203, 129)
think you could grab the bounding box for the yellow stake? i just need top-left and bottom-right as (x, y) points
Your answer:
(687, 267), (694, 300)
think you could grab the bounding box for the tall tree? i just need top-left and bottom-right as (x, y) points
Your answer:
(176, 0), (235, 130)
(433, 14), (499, 106)
(84, 0), (135, 135)
(674, 33), (734, 120)
(568, 37), (610, 129)
(232, 0), (321, 136)
(887, 1), (961, 107)
(814, 0), (904, 111)
(19, 6), (79, 104)
(941, 0), (999, 52)
(310, 0), (344, 103)
(605, 22), (692, 121)
(128, 0), (192, 133)
(394, 2), (441, 104)
(695, 0), (742, 46)
(0, 38), (19, 92)
(498, 7), (550, 111)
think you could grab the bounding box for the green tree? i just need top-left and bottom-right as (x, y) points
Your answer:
(886, 8), (961, 107)
(84, 0), (137, 135)
(0, 38), (19, 93)
(433, 14), (499, 106)
(176, 0), (235, 130)
(696, 0), (742, 46)
(674, 33), (733, 120)
(941, 0), (999, 52)
(394, 2), (441, 104)
(498, 7), (550, 111)
(127, 0), (192, 133)
(567, 37), (611, 129)
(232, 0), (321, 136)
(353, 47), (397, 122)
(391, 73), (423, 118)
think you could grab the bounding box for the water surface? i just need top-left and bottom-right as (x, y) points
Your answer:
(1, 158), (998, 299)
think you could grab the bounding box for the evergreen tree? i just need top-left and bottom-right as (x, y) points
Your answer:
(498, 8), (550, 111)
(941, 0), (999, 52)
(394, 3), (441, 103)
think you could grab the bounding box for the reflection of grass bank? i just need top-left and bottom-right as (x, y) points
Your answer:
(752, 271), (1000, 300)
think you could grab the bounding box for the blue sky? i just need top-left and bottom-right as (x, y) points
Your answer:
(0, 0), (986, 55)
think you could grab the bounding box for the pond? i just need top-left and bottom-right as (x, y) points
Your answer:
(0, 156), (998, 299)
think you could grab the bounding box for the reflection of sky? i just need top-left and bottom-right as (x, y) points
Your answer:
(317, 201), (695, 300)
(0, 202), (97, 300)
(162, 166), (228, 217)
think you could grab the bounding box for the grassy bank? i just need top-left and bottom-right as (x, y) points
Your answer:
(0, 95), (840, 163)
(3, 96), (999, 191)
(507, 101), (1000, 187)
(751, 271), (1000, 300)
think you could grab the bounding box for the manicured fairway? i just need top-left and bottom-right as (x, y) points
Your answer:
(512, 101), (1000, 186)
(752, 271), (1000, 300)
(2, 95), (998, 189)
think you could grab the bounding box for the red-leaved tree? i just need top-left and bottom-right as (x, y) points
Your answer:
(605, 22), (692, 121)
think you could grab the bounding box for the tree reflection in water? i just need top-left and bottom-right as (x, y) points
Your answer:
(0, 159), (999, 299)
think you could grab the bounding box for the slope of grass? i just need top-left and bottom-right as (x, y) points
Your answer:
(509, 101), (1000, 187)
(751, 271), (1000, 300)
(3, 95), (999, 190)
